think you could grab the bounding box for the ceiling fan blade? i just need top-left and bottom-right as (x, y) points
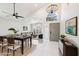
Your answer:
(0, 9), (12, 15)
(17, 16), (24, 18)
(15, 16), (18, 19)
(15, 16), (24, 19)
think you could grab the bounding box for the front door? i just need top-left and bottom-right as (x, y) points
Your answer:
(49, 23), (60, 41)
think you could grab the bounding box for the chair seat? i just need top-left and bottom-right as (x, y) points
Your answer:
(7, 44), (21, 50)
(0, 42), (7, 47)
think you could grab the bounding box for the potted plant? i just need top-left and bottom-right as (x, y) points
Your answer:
(8, 28), (18, 34)
(60, 35), (66, 38)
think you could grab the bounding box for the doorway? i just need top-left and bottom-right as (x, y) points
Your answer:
(49, 23), (60, 41)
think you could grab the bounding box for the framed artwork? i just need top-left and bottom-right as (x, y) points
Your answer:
(65, 16), (77, 36)
(23, 26), (28, 31)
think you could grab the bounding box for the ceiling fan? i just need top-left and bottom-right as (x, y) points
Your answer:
(0, 3), (24, 19)
(12, 3), (24, 19)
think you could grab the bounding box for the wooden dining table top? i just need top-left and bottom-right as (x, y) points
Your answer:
(0, 34), (31, 40)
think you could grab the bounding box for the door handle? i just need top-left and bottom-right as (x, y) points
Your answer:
(50, 32), (52, 34)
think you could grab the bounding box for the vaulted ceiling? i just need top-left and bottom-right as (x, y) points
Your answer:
(0, 3), (49, 20)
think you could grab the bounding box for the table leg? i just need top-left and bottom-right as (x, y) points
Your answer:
(28, 39), (29, 47)
(21, 40), (24, 54)
(30, 37), (32, 48)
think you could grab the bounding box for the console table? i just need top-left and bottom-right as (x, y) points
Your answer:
(58, 40), (78, 56)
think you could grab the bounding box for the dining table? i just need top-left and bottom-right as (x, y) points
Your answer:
(1, 34), (32, 55)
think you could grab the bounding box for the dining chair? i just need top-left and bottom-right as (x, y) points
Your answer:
(27, 32), (33, 48)
(7, 38), (21, 56)
(0, 36), (7, 53)
(21, 32), (28, 47)
(15, 34), (21, 45)
(23, 32), (32, 48)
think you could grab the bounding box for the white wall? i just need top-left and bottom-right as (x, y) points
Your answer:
(61, 3), (79, 55)
(0, 17), (24, 35)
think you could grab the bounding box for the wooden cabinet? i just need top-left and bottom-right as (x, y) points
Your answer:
(59, 40), (78, 56)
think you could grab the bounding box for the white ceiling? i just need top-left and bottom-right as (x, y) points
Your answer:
(0, 3), (49, 19)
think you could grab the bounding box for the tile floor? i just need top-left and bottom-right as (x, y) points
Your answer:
(28, 39), (59, 56)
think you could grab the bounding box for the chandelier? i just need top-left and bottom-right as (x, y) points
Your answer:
(46, 4), (58, 13)
(46, 4), (58, 21)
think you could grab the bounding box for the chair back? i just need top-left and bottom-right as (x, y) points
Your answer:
(0, 36), (4, 42)
(7, 38), (15, 45)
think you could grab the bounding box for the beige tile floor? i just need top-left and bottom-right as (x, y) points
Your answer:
(28, 39), (59, 56)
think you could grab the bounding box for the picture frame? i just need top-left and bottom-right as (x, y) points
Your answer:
(23, 26), (28, 31)
(65, 16), (77, 36)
